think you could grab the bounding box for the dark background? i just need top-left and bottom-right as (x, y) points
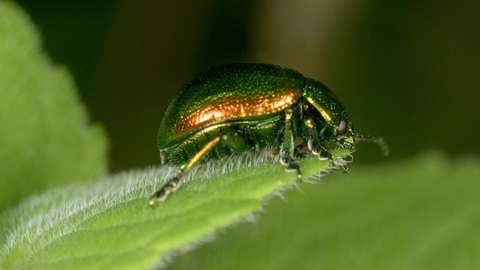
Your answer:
(16, 0), (480, 172)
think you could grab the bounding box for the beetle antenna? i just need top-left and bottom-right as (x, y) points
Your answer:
(355, 134), (390, 156)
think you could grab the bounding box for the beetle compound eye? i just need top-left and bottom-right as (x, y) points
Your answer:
(337, 117), (347, 134)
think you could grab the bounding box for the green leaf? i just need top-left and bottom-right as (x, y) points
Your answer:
(0, 1), (108, 210)
(0, 149), (349, 269)
(166, 151), (480, 270)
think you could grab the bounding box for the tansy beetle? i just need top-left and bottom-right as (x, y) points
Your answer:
(148, 63), (388, 207)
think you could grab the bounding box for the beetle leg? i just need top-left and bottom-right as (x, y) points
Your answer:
(149, 136), (224, 207)
(303, 119), (335, 166)
(280, 109), (302, 181)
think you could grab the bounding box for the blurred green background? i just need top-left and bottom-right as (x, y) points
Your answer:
(15, 0), (480, 172)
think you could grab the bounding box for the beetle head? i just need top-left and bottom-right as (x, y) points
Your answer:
(334, 114), (356, 150)
(303, 78), (389, 155)
(335, 112), (390, 156)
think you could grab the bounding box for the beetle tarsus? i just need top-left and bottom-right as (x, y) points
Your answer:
(280, 156), (303, 182)
(149, 176), (182, 207)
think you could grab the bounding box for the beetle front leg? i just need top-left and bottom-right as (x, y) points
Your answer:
(149, 136), (223, 207)
(280, 109), (302, 181)
(304, 119), (335, 166)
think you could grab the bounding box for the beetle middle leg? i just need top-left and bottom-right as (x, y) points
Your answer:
(149, 136), (224, 207)
(280, 109), (302, 181)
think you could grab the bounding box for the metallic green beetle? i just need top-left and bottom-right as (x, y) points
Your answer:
(149, 63), (388, 206)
